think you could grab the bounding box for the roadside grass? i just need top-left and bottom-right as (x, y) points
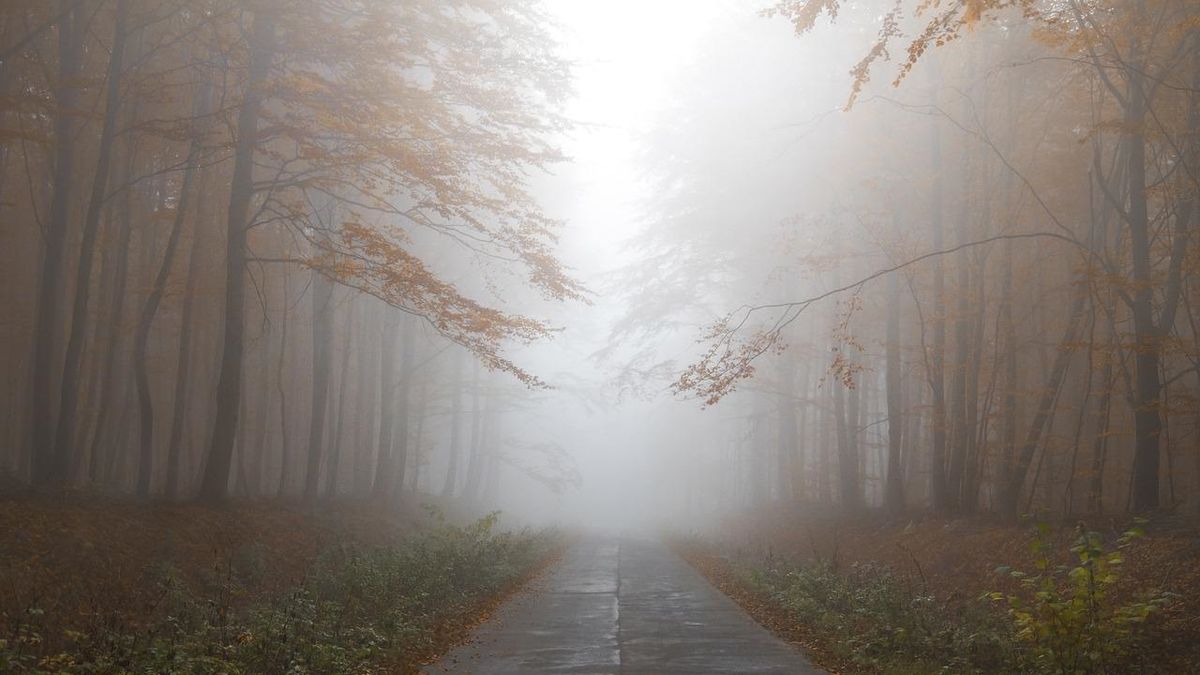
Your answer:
(1, 510), (560, 674)
(680, 520), (1173, 674)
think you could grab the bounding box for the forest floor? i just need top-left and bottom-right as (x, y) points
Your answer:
(0, 492), (560, 673)
(679, 504), (1200, 673)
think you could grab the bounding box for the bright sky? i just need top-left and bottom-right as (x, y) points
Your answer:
(545, 0), (729, 270)
(498, 1), (733, 529)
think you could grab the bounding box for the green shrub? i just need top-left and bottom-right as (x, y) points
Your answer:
(988, 520), (1174, 674)
(0, 513), (558, 674)
(735, 557), (1015, 673)
(718, 521), (1173, 674)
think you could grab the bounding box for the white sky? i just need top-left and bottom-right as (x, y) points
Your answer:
(545, 0), (730, 271)
(496, 1), (735, 529)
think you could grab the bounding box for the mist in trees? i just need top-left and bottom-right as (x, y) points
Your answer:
(2, 0), (1200, 531)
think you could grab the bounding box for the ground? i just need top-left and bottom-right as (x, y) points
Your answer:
(1, 495), (419, 629)
(7, 494), (1200, 673)
(0, 493), (555, 673)
(680, 503), (1200, 673)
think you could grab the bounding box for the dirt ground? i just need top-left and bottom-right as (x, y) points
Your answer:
(0, 493), (463, 648)
(693, 503), (1200, 672)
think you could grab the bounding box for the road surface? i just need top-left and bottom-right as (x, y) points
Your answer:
(427, 537), (823, 674)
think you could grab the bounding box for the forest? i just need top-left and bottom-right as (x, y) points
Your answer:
(2, 0), (1200, 673)
(0, 0), (584, 505)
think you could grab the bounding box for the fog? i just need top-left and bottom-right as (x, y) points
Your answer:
(4, 0), (1200, 534)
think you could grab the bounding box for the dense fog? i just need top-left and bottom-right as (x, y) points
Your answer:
(4, 0), (1200, 533)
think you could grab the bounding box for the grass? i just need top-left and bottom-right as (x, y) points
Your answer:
(684, 543), (1018, 674)
(1, 507), (560, 674)
(680, 520), (1175, 674)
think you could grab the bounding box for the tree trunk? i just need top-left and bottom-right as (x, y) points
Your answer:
(442, 351), (464, 498)
(795, 362), (810, 502)
(325, 296), (354, 497)
(372, 312), (400, 497)
(249, 335), (272, 496)
(304, 269), (334, 500)
(410, 379), (428, 493)
(30, 0), (81, 484)
(1124, 61), (1163, 511)
(818, 382), (832, 504)
(777, 353), (798, 502)
(885, 260), (905, 513)
(834, 379), (859, 510)
(165, 157), (214, 499)
(388, 317), (414, 503)
(198, 10), (275, 500)
(947, 168), (972, 511)
(84, 114), (138, 484)
(1123, 30), (1198, 511)
(928, 113), (950, 511)
(1000, 283), (1088, 516)
(133, 81), (209, 498)
(50, 0), (130, 485)
(275, 274), (290, 496)
(463, 361), (486, 503)
(962, 265), (987, 511)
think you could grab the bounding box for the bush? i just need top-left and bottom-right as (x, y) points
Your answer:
(718, 521), (1173, 674)
(736, 557), (1016, 673)
(988, 519), (1174, 674)
(0, 512), (558, 674)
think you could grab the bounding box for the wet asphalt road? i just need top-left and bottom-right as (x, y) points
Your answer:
(427, 537), (823, 674)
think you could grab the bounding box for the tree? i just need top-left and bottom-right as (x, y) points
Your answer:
(197, 0), (582, 500)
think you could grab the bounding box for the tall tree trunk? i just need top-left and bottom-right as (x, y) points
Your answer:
(83, 119), (137, 483)
(818, 382), (832, 504)
(998, 242), (1019, 508)
(465, 397), (493, 504)
(928, 113), (950, 511)
(834, 379), (860, 510)
(49, 0), (130, 485)
(885, 260), (905, 513)
(795, 363), (810, 502)
(351, 312), (379, 494)
(481, 410), (501, 505)
(409, 379), (427, 493)
(198, 10), (275, 500)
(30, 2), (82, 484)
(1123, 29), (1197, 511)
(850, 375), (863, 504)
(1086, 342), (1114, 513)
(388, 318), (414, 504)
(1125, 61), (1163, 512)
(165, 158), (213, 499)
(325, 297), (354, 498)
(442, 351), (464, 498)
(275, 274), (291, 496)
(249, 335), (272, 496)
(962, 264), (987, 511)
(304, 269), (334, 500)
(234, 376), (251, 497)
(777, 353), (798, 502)
(1000, 283), (1088, 516)
(324, 296), (350, 497)
(133, 83), (208, 498)
(462, 361), (485, 503)
(947, 168), (972, 511)
(372, 312), (400, 497)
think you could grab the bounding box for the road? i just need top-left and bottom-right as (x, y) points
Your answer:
(427, 537), (823, 674)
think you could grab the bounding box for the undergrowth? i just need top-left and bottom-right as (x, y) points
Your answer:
(731, 554), (1016, 673)
(704, 520), (1172, 674)
(987, 519), (1174, 674)
(1, 511), (558, 674)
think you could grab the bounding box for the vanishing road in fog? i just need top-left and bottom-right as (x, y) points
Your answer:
(429, 538), (821, 674)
